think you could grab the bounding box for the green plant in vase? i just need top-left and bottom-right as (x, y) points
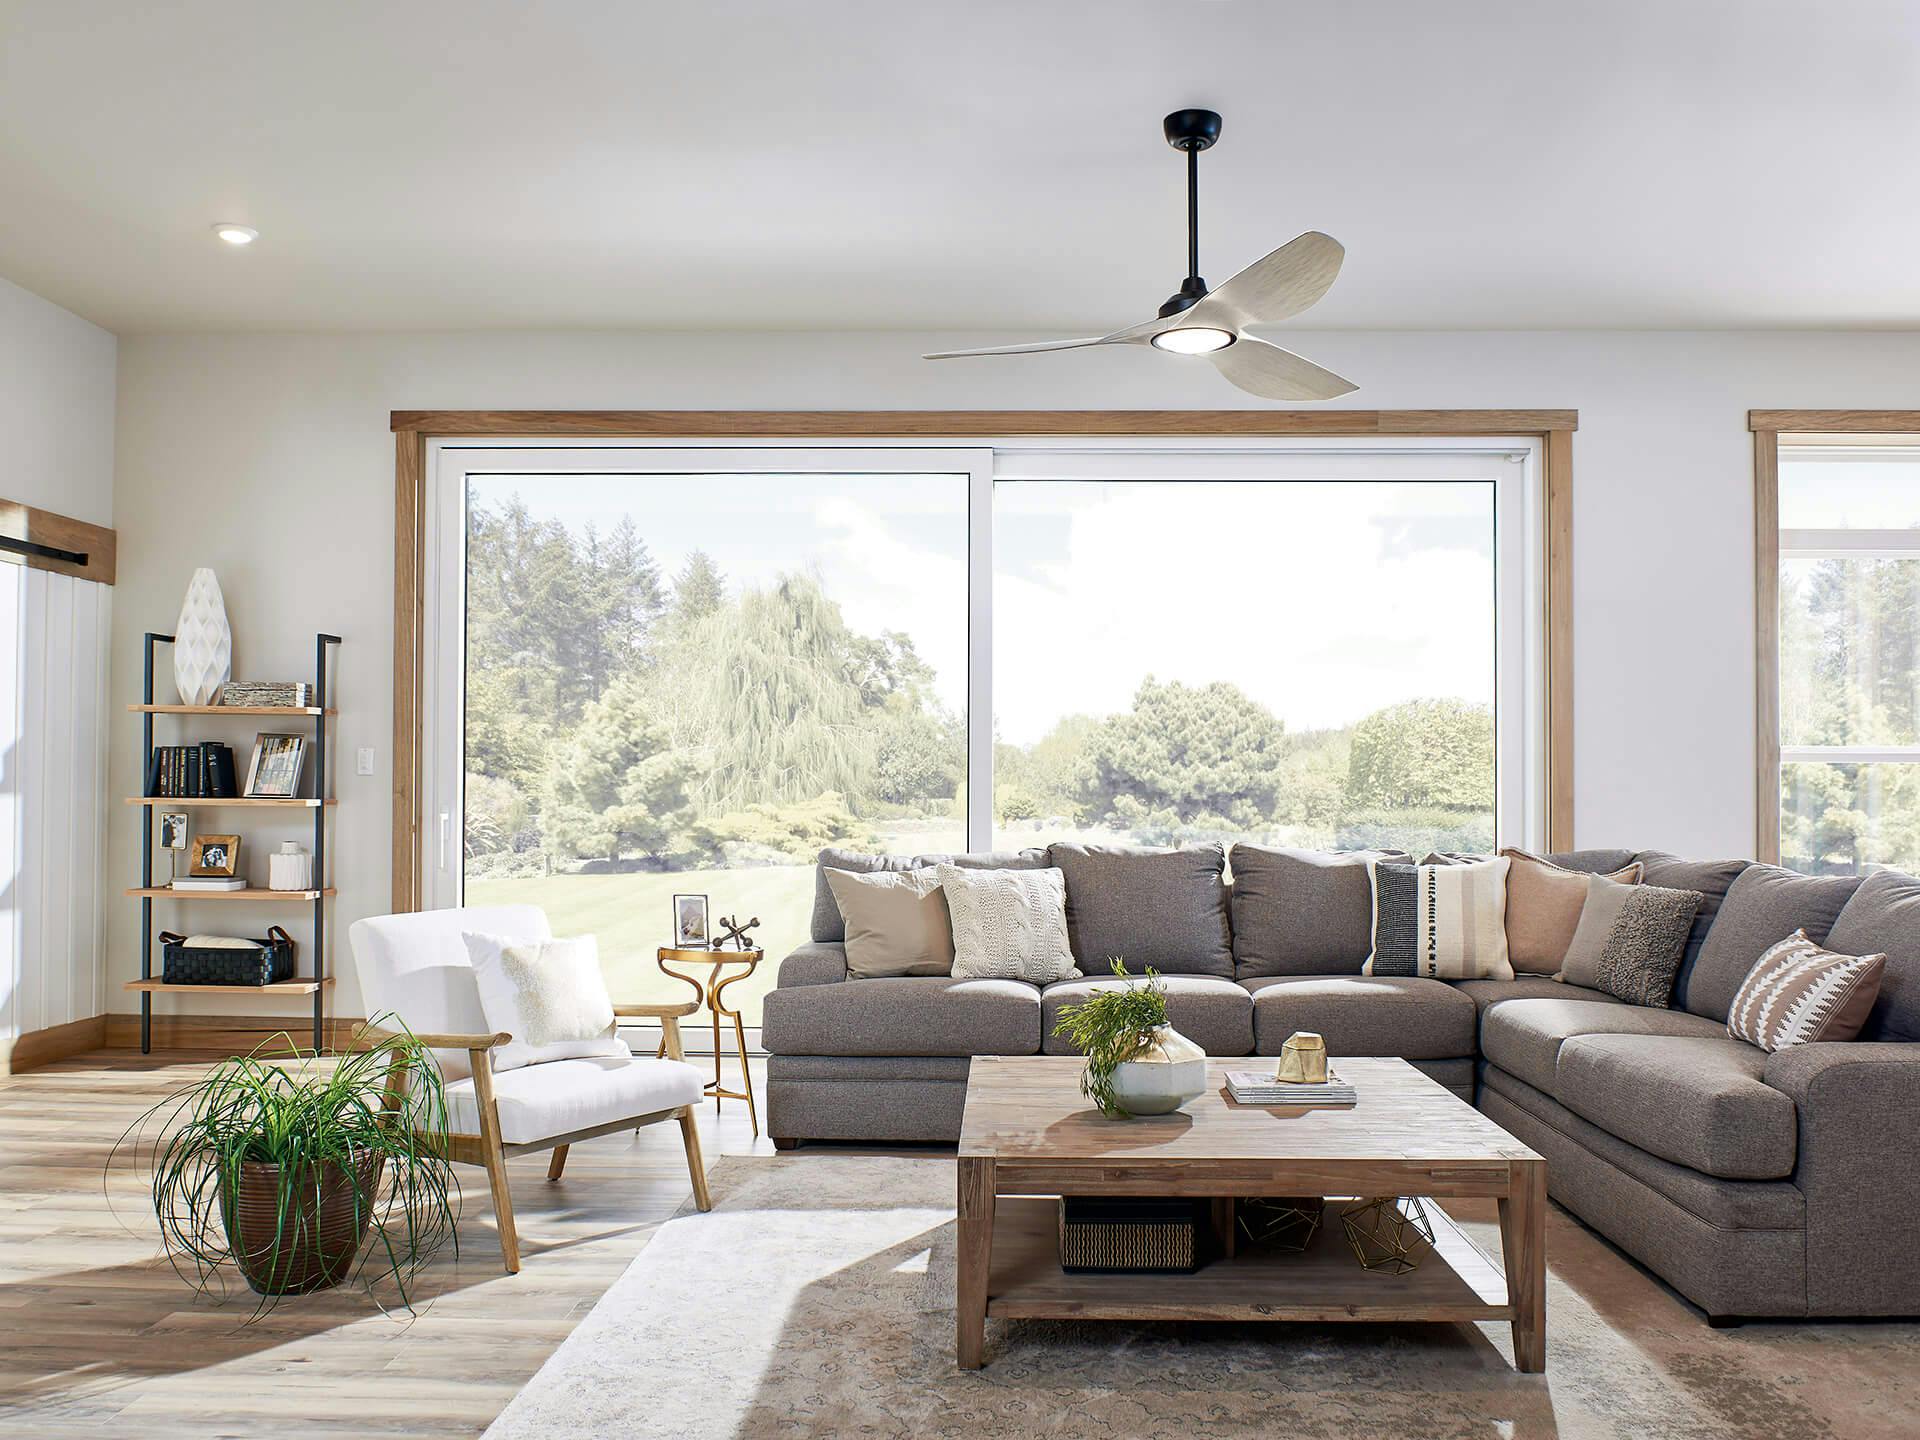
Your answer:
(1052, 959), (1207, 1118)
(115, 1017), (459, 1315)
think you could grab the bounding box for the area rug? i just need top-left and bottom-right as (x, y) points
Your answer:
(484, 1155), (1920, 1440)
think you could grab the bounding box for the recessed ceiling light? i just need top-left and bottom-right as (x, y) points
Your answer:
(212, 223), (258, 246)
(1149, 326), (1235, 355)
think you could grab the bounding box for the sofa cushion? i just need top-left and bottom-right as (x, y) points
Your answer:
(1684, 864), (1863, 1022)
(1822, 867), (1920, 1042)
(1545, 848), (1639, 874)
(811, 847), (1047, 943)
(1243, 975), (1477, 1060)
(1480, 995), (1730, 1095)
(1042, 975), (1253, 1058)
(1228, 846), (1401, 978)
(1634, 851), (1750, 1013)
(1049, 843), (1234, 977)
(445, 1055), (704, 1146)
(760, 976), (1041, 1057)
(1451, 975), (1621, 1017)
(1555, 1034), (1798, 1180)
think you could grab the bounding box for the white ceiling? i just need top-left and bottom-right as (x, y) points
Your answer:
(2, 0), (1917, 335)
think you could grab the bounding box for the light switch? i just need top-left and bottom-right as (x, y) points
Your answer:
(357, 747), (376, 776)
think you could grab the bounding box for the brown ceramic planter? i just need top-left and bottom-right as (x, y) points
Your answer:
(219, 1151), (385, 1295)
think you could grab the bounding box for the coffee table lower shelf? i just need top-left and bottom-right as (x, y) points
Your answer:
(986, 1196), (1512, 1326)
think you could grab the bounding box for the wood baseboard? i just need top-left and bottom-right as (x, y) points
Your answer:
(104, 1012), (371, 1055)
(1, 1015), (109, 1076)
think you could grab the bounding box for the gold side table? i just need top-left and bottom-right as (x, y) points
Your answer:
(657, 946), (763, 1136)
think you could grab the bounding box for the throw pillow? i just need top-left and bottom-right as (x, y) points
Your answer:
(1048, 842), (1233, 977)
(462, 931), (628, 1072)
(1557, 874), (1700, 1007)
(1726, 929), (1886, 1052)
(937, 864), (1080, 984)
(824, 867), (954, 978)
(1501, 847), (1643, 976)
(811, 846), (1048, 942)
(1228, 845), (1410, 978)
(1363, 856), (1514, 981)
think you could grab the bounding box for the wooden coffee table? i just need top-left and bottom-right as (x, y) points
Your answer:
(955, 1055), (1546, 1372)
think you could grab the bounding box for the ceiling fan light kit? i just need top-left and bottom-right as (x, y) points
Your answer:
(925, 107), (1356, 401)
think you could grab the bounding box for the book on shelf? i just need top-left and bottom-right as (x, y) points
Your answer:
(1225, 1068), (1358, 1105)
(169, 877), (247, 891)
(143, 741), (237, 798)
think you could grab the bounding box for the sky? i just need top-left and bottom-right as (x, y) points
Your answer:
(469, 470), (1497, 746)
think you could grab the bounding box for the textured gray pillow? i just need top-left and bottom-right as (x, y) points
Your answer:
(1048, 842), (1233, 977)
(1634, 852), (1750, 1012)
(937, 864), (1079, 983)
(1825, 868), (1920, 1042)
(1684, 864), (1863, 1022)
(811, 846), (1047, 942)
(1229, 846), (1408, 977)
(1560, 874), (1701, 1007)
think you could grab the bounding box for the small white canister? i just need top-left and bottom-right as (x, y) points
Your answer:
(268, 840), (314, 891)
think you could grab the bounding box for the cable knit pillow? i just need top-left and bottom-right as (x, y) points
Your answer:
(462, 931), (629, 1072)
(937, 864), (1080, 983)
(1727, 929), (1886, 1052)
(1363, 855), (1514, 980)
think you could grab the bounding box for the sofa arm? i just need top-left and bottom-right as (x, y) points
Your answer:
(1764, 1042), (1920, 1315)
(778, 942), (850, 988)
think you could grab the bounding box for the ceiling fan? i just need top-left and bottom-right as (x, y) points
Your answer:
(925, 108), (1355, 401)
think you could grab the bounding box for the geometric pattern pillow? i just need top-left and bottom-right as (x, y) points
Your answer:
(1363, 856), (1514, 980)
(1727, 928), (1886, 1053)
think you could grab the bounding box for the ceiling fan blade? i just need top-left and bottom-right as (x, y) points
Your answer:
(1209, 335), (1357, 402)
(924, 313), (1177, 361)
(1187, 230), (1345, 330)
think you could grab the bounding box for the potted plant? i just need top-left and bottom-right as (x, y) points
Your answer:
(1052, 960), (1208, 1117)
(117, 1020), (458, 1312)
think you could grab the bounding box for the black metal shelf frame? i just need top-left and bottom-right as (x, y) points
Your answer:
(138, 631), (342, 1053)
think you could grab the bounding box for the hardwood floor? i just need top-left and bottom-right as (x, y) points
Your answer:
(0, 1048), (773, 1438)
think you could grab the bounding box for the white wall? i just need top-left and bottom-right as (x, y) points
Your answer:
(111, 328), (1920, 1020)
(0, 277), (115, 1057)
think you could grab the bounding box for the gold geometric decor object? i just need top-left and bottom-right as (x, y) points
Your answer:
(1340, 1196), (1434, 1275)
(1274, 1030), (1329, 1084)
(1237, 1196), (1324, 1253)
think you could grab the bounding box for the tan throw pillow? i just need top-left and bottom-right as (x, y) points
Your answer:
(1727, 929), (1885, 1052)
(937, 864), (1079, 984)
(1501, 848), (1643, 975)
(1557, 874), (1699, 1007)
(824, 867), (955, 978)
(1363, 856), (1513, 980)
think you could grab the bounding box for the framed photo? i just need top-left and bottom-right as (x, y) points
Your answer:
(190, 833), (242, 877)
(159, 812), (190, 851)
(244, 733), (308, 798)
(672, 893), (710, 949)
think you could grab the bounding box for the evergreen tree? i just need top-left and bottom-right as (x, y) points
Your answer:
(1079, 678), (1286, 831)
(670, 550), (727, 629)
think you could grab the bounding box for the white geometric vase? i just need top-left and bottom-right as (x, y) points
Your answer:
(172, 568), (232, 706)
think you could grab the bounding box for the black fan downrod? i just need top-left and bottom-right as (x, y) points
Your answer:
(1158, 108), (1222, 317)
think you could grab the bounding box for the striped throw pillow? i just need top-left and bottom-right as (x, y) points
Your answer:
(1726, 929), (1885, 1053)
(1364, 856), (1514, 981)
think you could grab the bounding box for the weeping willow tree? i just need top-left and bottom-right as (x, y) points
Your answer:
(665, 574), (880, 815)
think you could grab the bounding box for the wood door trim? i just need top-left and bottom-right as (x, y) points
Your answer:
(392, 410), (1578, 910)
(1749, 410), (1920, 433)
(1754, 430), (1782, 863)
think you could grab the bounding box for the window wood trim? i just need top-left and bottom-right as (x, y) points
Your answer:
(391, 410), (1578, 913)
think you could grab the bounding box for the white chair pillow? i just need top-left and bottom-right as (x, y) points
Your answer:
(462, 931), (629, 1072)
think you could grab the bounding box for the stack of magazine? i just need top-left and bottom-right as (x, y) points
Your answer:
(1225, 1067), (1357, 1105)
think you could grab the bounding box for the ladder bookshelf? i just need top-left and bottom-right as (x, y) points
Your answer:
(128, 631), (342, 1053)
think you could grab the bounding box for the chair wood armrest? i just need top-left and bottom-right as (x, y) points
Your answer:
(356, 1023), (513, 1052)
(613, 1001), (701, 1019)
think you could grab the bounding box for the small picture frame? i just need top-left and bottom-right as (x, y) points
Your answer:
(159, 812), (190, 851)
(672, 893), (710, 949)
(244, 733), (309, 798)
(190, 833), (242, 878)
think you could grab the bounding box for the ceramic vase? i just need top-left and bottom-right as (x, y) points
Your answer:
(268, 841), (314, 892)
(1110, 1023), (1208, 1115)
(172, 568), (232, 706)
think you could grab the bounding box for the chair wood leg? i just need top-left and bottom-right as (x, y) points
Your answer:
(678, 1105), (712, 1212)
(469, 1058), (521, 1273)
(546, 1144), (569, 1182)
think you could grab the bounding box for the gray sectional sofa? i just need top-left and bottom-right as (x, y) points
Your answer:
(762, 841), (1920, 1321)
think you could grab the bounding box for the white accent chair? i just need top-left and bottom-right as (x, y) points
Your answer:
(349, 904), (710, 1272)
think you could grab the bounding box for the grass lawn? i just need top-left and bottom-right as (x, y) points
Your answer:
(467, 864), (817, 1025)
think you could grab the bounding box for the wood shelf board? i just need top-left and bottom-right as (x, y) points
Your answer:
(130, 704), (334, 716)
(986, 1196), (1510, 1324)
(127, 796), (334, 807)
(125, 887), (336, 900)
(123, 978), (333, 996)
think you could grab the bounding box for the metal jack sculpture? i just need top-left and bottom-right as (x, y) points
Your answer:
(712, 914), (761, 952)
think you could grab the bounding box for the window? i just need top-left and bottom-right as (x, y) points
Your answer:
(424, 439), (1546, 1030)
(1773, 441), (1920, 874)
